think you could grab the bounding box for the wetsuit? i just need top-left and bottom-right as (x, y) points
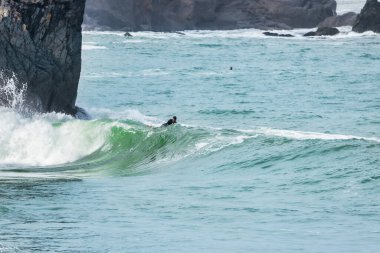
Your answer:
(162, 119), (175, 127)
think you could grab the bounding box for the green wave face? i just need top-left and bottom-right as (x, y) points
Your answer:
(1, 108), (378, 178)
(0, 108), (252, 177)
(71, 120), (198, 176)
(69, 119), (247, 176)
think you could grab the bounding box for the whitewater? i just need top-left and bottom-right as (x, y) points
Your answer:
(1, 7), (379, 253)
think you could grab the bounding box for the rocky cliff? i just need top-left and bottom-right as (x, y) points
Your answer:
(0, 0), (86, 115)
(353, 0), (380, 33)
(84, 0), (337, 31)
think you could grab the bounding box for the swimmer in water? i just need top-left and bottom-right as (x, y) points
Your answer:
(162, 116), (177, 127)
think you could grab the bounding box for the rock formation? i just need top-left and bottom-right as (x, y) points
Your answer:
(84, 0), (337, 31)
(353, 0), (380, 33)
(0, 0), (86, 115)
(318, 12), (357, 28)
(263, 32), (294, 38)
(304, 27), (340, 36)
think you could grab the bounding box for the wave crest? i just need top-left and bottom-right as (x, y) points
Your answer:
(0, 109), (378, 176)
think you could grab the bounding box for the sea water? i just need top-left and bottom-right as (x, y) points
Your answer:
(0, 25), (379, 252)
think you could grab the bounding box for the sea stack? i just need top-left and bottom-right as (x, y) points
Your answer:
(353, 0), (380, 33)
(0, 0), (86, 115)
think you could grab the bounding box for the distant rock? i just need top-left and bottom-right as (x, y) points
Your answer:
(0, 0), (86, 115)
(304, 27), (340, 36)
(124, 32), (133, 37)
(84, 0), (337, 31)
(353, 0), (380, 33)
(318, 12), (357, 28)
(263, 32), (294, 38)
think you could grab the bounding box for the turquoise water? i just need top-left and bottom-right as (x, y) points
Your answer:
(1, 28), (380, 252)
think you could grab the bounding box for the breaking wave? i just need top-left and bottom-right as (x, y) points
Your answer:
(0, 108), (378, 177)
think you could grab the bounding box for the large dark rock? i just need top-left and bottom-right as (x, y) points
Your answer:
(0, 0), (86, 115)
(353, 0), (380, 33)
(304, 27), (340, 36)
(318, 12), (357, 28)
(84, 0), (337, 31)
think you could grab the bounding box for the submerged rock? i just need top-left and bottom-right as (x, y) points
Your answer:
(0, 0), (86, 115)
(263, 32), (294, 38)
(353, 0), (380, 33)
(304, 27), (340, 36)
(318, 12), (357, 28)
(84, 0), (337, 31)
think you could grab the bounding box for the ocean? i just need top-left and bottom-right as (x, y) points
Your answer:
(0, 15), (379, 253)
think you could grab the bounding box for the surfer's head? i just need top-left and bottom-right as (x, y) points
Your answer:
(173, 116), (177, 123)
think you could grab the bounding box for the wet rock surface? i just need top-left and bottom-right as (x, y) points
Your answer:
(353, 0), (380, 33)
(0, 0), (86, 115)
(263, 32), (294, 37)
(304, 27), (340, 36)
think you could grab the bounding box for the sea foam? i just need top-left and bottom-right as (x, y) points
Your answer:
(0, 72), (27, 110)
(0, 108), (107, 167)
(240, 128), (380, 143)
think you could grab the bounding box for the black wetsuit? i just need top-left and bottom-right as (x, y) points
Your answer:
(162, 119), (175, 127)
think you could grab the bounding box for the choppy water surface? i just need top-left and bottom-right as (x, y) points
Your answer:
(0, 27), (379, 252)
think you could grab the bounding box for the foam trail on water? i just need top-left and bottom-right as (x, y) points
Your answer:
(241, 128), (380, 143)
(82, 44), (107, 50)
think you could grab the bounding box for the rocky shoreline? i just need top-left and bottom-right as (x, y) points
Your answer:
(84, 0), (338, 32)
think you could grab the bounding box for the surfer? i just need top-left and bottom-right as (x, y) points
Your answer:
(162, 116), (177, 127)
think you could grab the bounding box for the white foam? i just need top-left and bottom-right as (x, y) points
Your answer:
(82, 44), (107, 50)
(193, 133), (257, 156)
(0, 108), (108, 166)
(0, 243), (19, 253)
(83, 31), (125, 36)
(0, 72), (27, 110)
(241, 127), (380, 143)
(129, 28), (378, 41)
(141, 68), (170, 77)
(123, 39), (145, 44)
